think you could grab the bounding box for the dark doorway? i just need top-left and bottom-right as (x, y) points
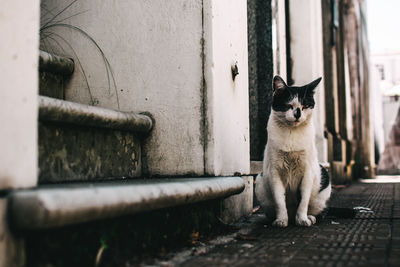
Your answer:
(247, 0), (274, 160)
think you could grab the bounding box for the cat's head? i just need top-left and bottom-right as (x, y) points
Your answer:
(271, 75), (321, 127)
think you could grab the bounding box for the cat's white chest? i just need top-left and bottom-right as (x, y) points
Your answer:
(276, 149), (306, 187)
(269, 125), (313, 152)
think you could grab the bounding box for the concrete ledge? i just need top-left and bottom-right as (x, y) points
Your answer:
(221, 176), (253, 223)
(39, 50), (74, 76)
(9, 177), (244, 230)
(39, 96), (153, 134)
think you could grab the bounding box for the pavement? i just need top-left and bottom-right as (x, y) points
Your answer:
(150, 176), (400, 267)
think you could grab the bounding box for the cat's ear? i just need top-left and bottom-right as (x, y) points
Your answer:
(273, 75), (287, 94)
(306, 77), (322, 94)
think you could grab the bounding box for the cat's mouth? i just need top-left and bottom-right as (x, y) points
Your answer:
(290, 120), (302, 126)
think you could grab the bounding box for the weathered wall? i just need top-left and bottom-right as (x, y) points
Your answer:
(203, 0), (250, 175)
(369, 67), (385, 158)
(41, 0), (250, 176)
(321, 0), (374, 180)
(41, 0), (204, 176)
(272, 0), (287, 80)
(39, 123), (142, 182)
(288, 0), (327, 163)
(378, 105), (400, 173)
(0, 1), (40, 266)
(382, 96), (400, 143)
(247, 0), (273, 161)
(0, 199), (25, 267)
(378, 106), (400, 173)
(0, 0), (39, 189)
(347, 0), (374, 178)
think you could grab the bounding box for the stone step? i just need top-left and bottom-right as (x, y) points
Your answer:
(39, 96), (153, 132)
(8, 177), (245, 230)
(39, 50), (75, 76)
(38, 96), (153, 183)
(39, 50), (74, 99)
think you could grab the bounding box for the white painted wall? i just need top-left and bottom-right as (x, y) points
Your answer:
(0, 0), (39, 190)
(42, 0), (204, 176)
(371, 53), (400, 85)
(272, 0), (287, 80)
(41, 0), (250, 176)
(370, 66), (385, 155)
(343, 48), (354, 141)
(0, 2), (39, 266)
(289, 0), (328, 163)
(382, 96), (400, 144)
(203, 0), (250, 176)
(370, 53), (400, 149)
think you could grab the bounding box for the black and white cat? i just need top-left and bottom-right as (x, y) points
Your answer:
(255, 75), (331, 227)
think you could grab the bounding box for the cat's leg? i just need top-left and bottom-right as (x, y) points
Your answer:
(296, 169), (315, 227)
(269, 170), (288, 227)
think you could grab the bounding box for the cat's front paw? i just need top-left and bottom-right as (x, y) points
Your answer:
(295, 214), (316, 227)
(272, 218), (288, 228)
(308, 215), (316, 224)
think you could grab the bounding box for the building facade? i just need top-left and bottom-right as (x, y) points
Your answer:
(0, 0), (374, 265)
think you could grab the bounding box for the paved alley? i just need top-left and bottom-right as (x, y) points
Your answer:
(154, 177), (400, 267)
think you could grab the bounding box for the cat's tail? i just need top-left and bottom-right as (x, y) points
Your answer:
(319, 164), (331, 192)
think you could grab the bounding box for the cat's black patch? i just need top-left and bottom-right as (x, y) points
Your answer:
(296, 85), (316, 108)
(272, 76), (294, 112)
(319, 164), (330, 192)
(272, 85), (316, 111)
(271, 76), (321, 112)
(272, 89), (294, 112)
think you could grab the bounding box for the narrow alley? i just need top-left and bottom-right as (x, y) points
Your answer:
(2, 1), (400, 266)
(150, 177), (400, 267)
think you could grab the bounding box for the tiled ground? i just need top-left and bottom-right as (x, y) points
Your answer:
(158, 179), (400, 267)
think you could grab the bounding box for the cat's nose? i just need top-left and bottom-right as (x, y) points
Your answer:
(294, 108), (301, 119)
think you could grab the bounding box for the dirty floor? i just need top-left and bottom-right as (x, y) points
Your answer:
(149, 176), (400, 267)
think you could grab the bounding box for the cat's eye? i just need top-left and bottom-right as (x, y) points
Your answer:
(302, 105), (309, 110)
(287, 104), (293, 109)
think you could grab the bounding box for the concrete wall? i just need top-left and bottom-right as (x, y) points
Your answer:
(41, 0), (250, 176)
(370, 68), (385, 156)
(288, 0), (327, 163)
(272, 0), (287, 80)
(247, 0), (273, 161)
(42, 0), (205, 176)
(372, 53), (400, 85)
(0, 0), (39, 189)
(203, 0), (250, 175)
(0, 1), (40, 266)
(371, 53), (400, 146)
(382, 96), (400, 144)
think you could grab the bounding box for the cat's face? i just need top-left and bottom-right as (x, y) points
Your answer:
(271, 76), (321, 127)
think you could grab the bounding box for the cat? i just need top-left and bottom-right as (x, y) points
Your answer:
(255, 75), (331, 227)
